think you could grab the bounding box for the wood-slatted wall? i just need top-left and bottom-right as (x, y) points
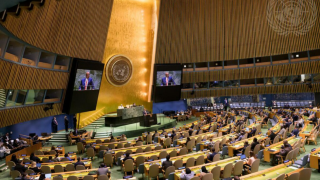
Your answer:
(0, 60), (69, 89)
(1, 0), (114, 61)
(156, 0), (320, 63)
(0, 59), (69, 128)
(182, 60), (320, 83)
(181, 83), (320, 99)
(0, 103), (63, 128)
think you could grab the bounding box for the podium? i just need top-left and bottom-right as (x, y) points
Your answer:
(140, 114), (158, 127)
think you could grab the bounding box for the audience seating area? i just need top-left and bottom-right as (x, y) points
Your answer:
(1, 108), (320, 180)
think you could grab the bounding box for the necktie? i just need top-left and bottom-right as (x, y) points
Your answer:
(166, 78), (168, 86)
(85, 79), (88, 90)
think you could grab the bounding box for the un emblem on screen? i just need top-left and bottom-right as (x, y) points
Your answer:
(106, 55), (133, 86)
(267, 0), (317, 35)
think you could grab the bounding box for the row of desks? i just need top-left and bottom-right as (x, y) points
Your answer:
(25, 160), (92, 169)
(143, 151), (209, 175)
(263, 136), (301, 163)
(31, 168), (99, 180)
(19, 154), (77, 162)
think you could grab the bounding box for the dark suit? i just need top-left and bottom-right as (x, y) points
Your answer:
(64, 117), (69, 132)
(74, 161), (85, 168)
(79, 78), (95, 90)
(73, 130), (79, 136)
(249, 129), (256, 137)
(161, 76), (176, 86)
(73, 117), (77, 130)
(14, 164), (27, 174)
(224, 100), (228, 111)
(250, 142), (259, 151)
(162, 160), (173, 171)
(291, 129), (299, 137)
(52, 119), (58, 133)
(143, 110), (149, 116)
(123, 156), (134, 162)
(208, 152), (217, 161)
(31, 156), (40, 163)
(189, 130), (193, 136)
(3, 135), (10, 142)
(269, 132), (276, 141)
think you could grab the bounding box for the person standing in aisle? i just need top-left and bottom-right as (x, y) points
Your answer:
(52, 117), (58, 133)
(73, 115), (77, 130)
(64, 116), (69, 132)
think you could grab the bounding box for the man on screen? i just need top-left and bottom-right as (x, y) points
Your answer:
(161, 72), (176, 86)
(79, 72), (95, 90)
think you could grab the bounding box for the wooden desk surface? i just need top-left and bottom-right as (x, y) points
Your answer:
(299, 123), (314, 139)
(240, 162), (301, 180)
(176, 132), (217, 145)
(263, 137), (300, 162)
(268, 122), (281, 135)
(39, 147), (65, 154)
(310, 147), (320, 169)
(6, 143), (42, 164)
(173, 157), (240, 180)
(183, 120), (201, 129)
(128, 147), (181, 160)
(99, 144), (159, 155)
(26, 160), (92, 169)
(89, 140), (137, 148)
(228, 134), (268, 157)
(143, 151), (209, 175)
(31, 168), (98, 180)
(38, 136), (53, 141)
(200, 122), (217, 130)
(19, 154), (77, 162)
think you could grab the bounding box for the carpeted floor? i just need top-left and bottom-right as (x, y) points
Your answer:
(1, 116), (320, 180)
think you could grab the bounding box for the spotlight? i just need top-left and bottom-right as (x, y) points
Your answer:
(0, 10), (7, 22)
(184, 65), (186, 68)
(215, 63), (218, 66)
(7, 5), (20, 16)
(296, 54), (299, 58)
(20, 1), (34, 10)
(32, 0), (46, 7)
(256, 59), (260, 62)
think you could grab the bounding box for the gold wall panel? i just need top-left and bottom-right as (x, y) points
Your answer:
(1, 0), (114, 61)
(156, 0), (320, 63)
(0, 59), (69, 89)
(79, 0), (160, 127)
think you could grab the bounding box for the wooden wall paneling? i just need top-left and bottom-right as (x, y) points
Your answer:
(225, 88), (232, 96)
(5, 64), (18, 89)
(1, 0), (113, 61)
(255, 66), (264, 79)
(182, 72), (189, 83)
(181, 91), (188, 99)
(156, 0), (320, 63)
(203, 71), (209, 82)
(311, 61), (320, 73)
(0, 61), (10, 88)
